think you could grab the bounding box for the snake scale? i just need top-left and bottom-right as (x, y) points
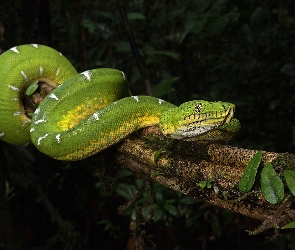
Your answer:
(0, 44), (240, 161)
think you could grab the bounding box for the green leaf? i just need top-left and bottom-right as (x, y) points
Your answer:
(114, 40), (131, 53)
(280, 63), (294, 76)
(116, 188), (133, 200)
(238, 150), (263, 192)
(261, 162), (284, 204)
(152, 77), (178, 97)
(127, 13), (146, 20)
(180, 13), (208, 42)
(206, 181), (212, 189)
(284, 170), (295, 196)
(208, 16), (229, 37)
(83, 18), (96, 34)
(282, 220), (295, 229)
(163, 203), (177, 215)
(153, 139), (175, 162)
(154, 208), (163, 221)
(152, 51), (181, 60)
(154, 150), (162, 162)
(151, 171), (160, 177)
(198, 179), (213, 189)
(83, 18), (112, 38)
(199, 180), (207, 189)
(97, 11), (118, 21)
(250, 7), (270, 30)
(25, 80), (38, 96)
(116, 169), (133, 179)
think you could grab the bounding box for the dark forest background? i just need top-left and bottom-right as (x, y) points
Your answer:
(0, 0), (295, 249)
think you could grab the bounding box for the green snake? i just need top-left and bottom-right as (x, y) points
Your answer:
(0, 44), (240, 161)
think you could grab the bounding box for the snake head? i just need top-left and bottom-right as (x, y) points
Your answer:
(159, 100), (237, 140)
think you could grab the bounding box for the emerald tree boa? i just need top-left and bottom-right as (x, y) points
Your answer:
(0, 44), (240, 160)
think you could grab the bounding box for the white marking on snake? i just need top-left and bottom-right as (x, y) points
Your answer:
(35, 118), (46, 124)
(31, 44), (38, 48)
(81, 70), (91, 81)
(11, 98), (19, 101)
(132, 96), (139, 102)
(158, 99), (164, 104)
(93, 112), (100, 121)
(59, 52), (62, 56)
(23, 142), (30, 146)
(35, 108), (40, 114)
(22, 118), (31, 126)
(30, 127), (35, 132)
(121, 71), (126, 80)
(14, 111), (22, 116)
(0, 133), (4, 137)
(8, 85), (20, 91)
(72, 128), (82, 135)
(56, 67), (60, 76)
(38, 133), (49, 145)
(10, 47), (19, 53)
(49, 93), (58, 100)
(21, 71), (29, 82)
(39, 66), (43, 76)
(56, 134), (61, 143)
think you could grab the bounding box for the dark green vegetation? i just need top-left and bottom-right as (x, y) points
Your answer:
(238, 151), (285, 205)
(1, 0), (295, 249)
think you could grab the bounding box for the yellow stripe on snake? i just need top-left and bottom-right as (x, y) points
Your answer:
(0, 44), (240, 161)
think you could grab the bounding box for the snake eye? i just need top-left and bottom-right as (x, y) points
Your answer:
(195, 103), (202, 113)
(222, 104), (227, 110)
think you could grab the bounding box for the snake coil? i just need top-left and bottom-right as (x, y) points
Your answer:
(0, 44), (240, 160)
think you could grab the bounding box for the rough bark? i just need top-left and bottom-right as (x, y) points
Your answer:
(114, 127), (295, 230)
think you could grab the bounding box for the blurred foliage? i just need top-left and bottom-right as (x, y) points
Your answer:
(1, 0), (295, 249)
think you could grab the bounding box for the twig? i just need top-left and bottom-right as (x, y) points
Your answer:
(118, 2), (153, 95)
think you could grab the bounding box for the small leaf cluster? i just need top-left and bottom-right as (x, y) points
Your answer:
(238, 151), (295, 229)
(199, 178), (214, 189)
(238, 150), (295, 205)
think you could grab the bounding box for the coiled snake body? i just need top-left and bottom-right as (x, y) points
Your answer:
(0, 44), (240, 160)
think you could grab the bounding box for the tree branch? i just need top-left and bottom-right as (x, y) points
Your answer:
(114, 127), (295, 229)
